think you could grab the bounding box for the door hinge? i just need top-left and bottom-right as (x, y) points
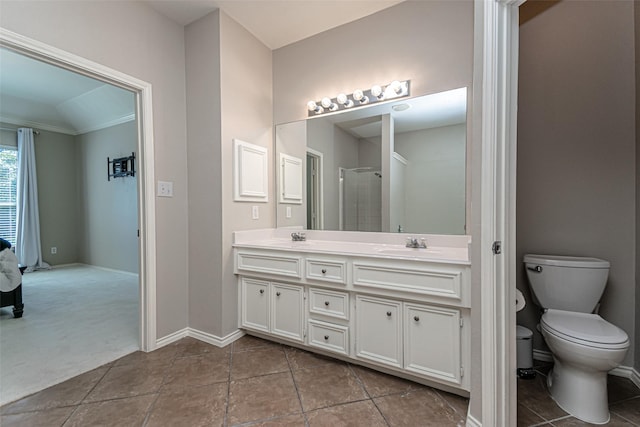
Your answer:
(492, 241), (502, 255)
(460, 318), (464, 328)
(460, 366), (465, 377)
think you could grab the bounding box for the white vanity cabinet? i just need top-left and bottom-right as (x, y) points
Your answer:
(240, 277), (304, 342)
(234, 241), (471, 395)
(404, 303), (463, 385)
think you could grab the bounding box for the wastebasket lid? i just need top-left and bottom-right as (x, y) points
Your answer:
(516, 325), (533, 339)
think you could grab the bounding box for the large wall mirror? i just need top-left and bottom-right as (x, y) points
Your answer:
(276, 87), (467, 235)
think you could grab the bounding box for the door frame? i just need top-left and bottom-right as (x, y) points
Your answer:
(474, 0), (523, 425)
(0, 28), (157, 352)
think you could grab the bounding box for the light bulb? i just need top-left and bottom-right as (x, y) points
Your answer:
(389, 80), (403, 94)
(314, 106), (325, 114)
(321, 97), (332, 108)
(337, 93), (348, 105)
(307, 101), (318, 112)
(353, 89), (368, 104)
(371, 85), (384, 99)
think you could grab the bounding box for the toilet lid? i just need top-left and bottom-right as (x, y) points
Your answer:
(541, 309), (629, 349)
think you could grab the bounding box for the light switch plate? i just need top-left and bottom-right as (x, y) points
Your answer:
(157, 181), (173, 197)
(252, 205), (259, 220)
(286, 206), (292, 218)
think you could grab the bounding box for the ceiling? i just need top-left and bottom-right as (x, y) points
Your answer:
(145, 0), (404, 50)
(0, 48), (135, 136)
(0, 1), (403, 135)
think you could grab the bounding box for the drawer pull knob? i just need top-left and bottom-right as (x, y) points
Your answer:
(386, 311), (392, 317)
(259, 289), (264, 294)
(324, 301), (330, 306)
(321, 269), (327, 274)
(276, 292), (281, 297)
(414, 316), (420, 322)
(324, 335), (329, 340)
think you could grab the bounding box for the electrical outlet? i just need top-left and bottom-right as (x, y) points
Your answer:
(51, 247), (57, 255)
(157, 181), (174, 197)
(252, 206), (259, 220)
(286, 206), (292, 218)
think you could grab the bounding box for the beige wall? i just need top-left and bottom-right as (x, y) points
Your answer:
(0, 0), (189, 338)
(273, 1), (473, 125)
(185, 10), (273, 337)
(76, 121), (138, 273)
(219, 11), (274, 335)
(517, 0), (637, 367)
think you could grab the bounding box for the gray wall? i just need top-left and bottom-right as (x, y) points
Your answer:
(635, 1), (640, 372)
(1, 126), (78, 266)
(395, 124), (466, 235)
(517, 0), (637, 367)
(35, 130), (78, 266)
(1, 1), (190, 338)
(76, 121), (138, 273)
(185, 9), (273, 338)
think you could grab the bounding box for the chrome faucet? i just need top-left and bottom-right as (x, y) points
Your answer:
(405, 237), (427, 249)
(291, 232), (306, 242)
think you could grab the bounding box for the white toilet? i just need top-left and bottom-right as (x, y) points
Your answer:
(524, 254), (629, 425)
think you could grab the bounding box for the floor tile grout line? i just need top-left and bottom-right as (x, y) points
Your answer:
(223, 343), (234, 427)
(433, 389), (467, 423)
(610, 410), (640, 427)
(140, 343), (183, 427)
(347, 364), (391, 427)
(282, 347), (310, 426)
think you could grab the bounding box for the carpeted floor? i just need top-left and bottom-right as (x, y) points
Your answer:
(0, 264), (139, 406)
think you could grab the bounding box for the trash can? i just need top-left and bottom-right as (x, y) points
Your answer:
(516, 325), (536, 379)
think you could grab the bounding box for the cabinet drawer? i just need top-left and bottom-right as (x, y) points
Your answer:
(305, 258), (346, 284)
(309, 288), (349, 320)
(237, 251), (302, 278)
(308, 320), (349, 356)
(353, 262), (463, 301)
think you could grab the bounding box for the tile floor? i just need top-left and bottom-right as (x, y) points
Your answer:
(517, 361), (640, 426)
(0, 335), (469, 426)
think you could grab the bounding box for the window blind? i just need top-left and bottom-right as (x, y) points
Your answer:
(0, 147), (18, 246)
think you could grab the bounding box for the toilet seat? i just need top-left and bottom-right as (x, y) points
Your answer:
(541, 309), (629, 350)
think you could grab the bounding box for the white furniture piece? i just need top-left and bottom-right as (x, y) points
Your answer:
(234, 229), (472, 396)
(524, 254), (630, 424)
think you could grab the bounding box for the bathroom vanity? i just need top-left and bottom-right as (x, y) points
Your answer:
(234, 229), (471, 396)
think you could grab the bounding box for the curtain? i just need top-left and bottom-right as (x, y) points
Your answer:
(16, 128), (49, 271)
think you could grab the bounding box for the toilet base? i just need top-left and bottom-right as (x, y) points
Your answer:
(547, 361), (610, 425)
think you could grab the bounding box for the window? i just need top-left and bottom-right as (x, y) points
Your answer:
(0, 146), (17, 246)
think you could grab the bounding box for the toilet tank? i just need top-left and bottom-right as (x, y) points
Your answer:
(523, 254), (610, 313)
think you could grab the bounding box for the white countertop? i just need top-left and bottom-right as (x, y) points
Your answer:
(233, 229), (471, 265)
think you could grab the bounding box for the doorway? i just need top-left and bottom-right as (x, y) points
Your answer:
(306, 148), (323, 230)
(0, 28), (156, 402)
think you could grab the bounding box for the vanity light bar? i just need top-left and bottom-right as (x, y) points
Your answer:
(307, 80), (410, 116)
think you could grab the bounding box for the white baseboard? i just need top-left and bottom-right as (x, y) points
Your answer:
(466, 412), (482, 427)
(155, 327), (244, 349)
(188, 328), (245, 347)
(155, 327), (189, 348)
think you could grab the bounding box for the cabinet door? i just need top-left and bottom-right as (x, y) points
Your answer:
(240, 278), (269, 333)
(355, 295), (402, 368)
(271, 283), (305, 342)
(404, 303), (462, 385)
